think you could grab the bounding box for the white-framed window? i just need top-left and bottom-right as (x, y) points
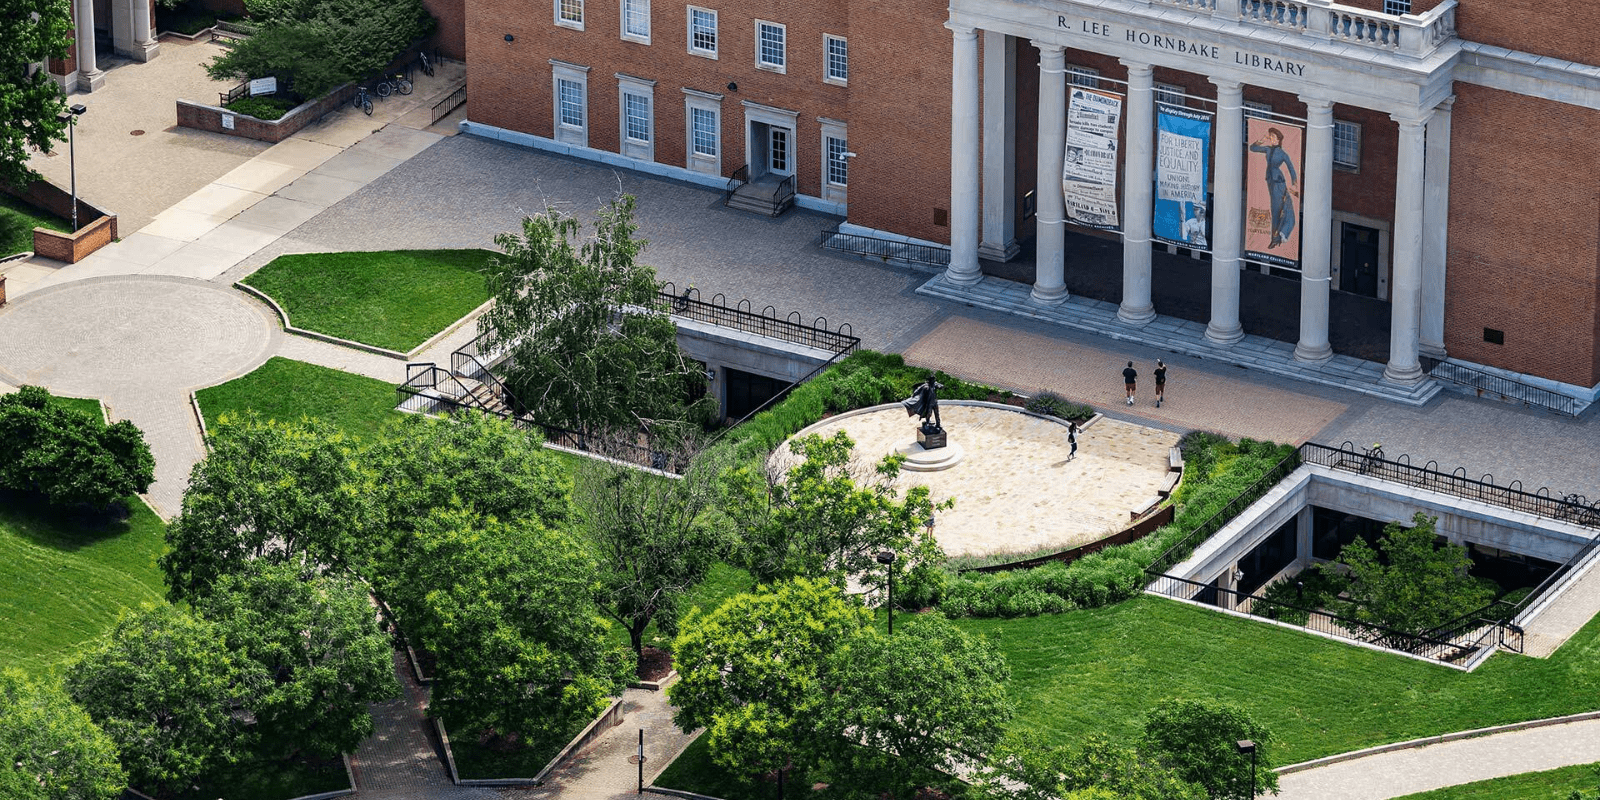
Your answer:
(756, 20), (785, 72)
(824, 35), (848, 85)
(617, 74), (655, 160)
(1067, 65), (1099, 89)
(551, 60), (590, 146)
(1383, 0), (1410, 14)
(556, 0), (583, 29)
(621, 0), (649, 41)
(1155, 82), (1185, 106)
(825, 136), (847, 186)
(1243, 100), (1274, 118)
(818, 117), (848, 204)
(1333, 119), (1361, 171)
(684, 89), (721, 175)
(687, 6), (716, 56)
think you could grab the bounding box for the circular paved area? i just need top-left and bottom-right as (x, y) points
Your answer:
(0, 276), (277, 395)
(772, 403), (1180, 558)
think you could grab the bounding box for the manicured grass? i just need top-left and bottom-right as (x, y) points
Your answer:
(955, 594), (1600, 765)
(241, 250), (494, 352)
(169, 753), (349, 800)
(655, 734), (954, 800)
(1395, 762), (1600, 799)
(47, 395), (103, 421)
(0, 491), (166, 674)
(195, 357), (402, 440)
(448, 714), (589, 780)
(0, 192), (69, 258)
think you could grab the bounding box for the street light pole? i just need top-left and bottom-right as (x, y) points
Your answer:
(1236, 740), (1257, 798)
(63, 104), (87, 231)
(876, 550), (897, 635)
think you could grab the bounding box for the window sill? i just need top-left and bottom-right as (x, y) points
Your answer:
(755, 63), (786, 75)
(689, 48), (718, 59)
(622, 33), (651, 45)
(555, 20), (584, 31)
(823, 77), (847, 87)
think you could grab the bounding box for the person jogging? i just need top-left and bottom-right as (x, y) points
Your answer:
(1122, 361), (1138, 406)
(1154, 360), (1167, 408)
(1068, 421), (1079, 461)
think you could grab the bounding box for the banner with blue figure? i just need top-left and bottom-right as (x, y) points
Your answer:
(1152, 103), (1213, 251)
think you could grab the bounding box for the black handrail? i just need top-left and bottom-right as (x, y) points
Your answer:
(724, 165), (749, 205)
(772, 174), (796, 216)
(1145, 448), (1302, 574)
(819, 229), (952, 269)
(1430, 360), (1579, 416)
(431, 83), (466, 124)
(657, 283), (859, 356)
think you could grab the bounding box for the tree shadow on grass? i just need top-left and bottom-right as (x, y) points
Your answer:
(0, 489), (139, 552)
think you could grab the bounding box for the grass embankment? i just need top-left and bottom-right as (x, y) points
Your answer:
(1395, 762), (1600, 799)
(241, 250), (494, 352)
(195, 357), (401, 440)
(0, 193), (70, 257)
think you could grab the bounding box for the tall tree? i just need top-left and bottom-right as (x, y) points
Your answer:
(161, 415), (375, 602)
(479, 195), (712, 433)
(726, 431), (947, 586)
(975, 732), (1203, 800)
(573, 438), (729, 659)
(823, 614), (1013, 795)
(64, 607), (244, 796)
(0, 0), (72, 190)
(1141, 698), (1277, 800)
(0, 669), (125, 800)
(198, 565), (399, 761)
(0, 386), (155, 510)
(669, 578), (873, 784)
(1330, 512), (1496, 644)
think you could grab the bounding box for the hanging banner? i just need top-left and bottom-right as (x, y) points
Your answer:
(1244, 117), (1304, 266)
(1152, 103), (1213, 250)
(1063, 87), (1122, 230)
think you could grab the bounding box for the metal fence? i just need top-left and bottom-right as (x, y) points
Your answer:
(1430, 360), (1580, 416)
(1145, 448), (1302, 574)
(818, 229), (952, 270)
(432, 83), (466, 124)
(656, 284), (860, 356)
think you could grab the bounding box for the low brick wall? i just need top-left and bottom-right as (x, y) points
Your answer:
(32, 214), (117, 263)
(178, 84), (358, 143)
(0, 178), (110, 232)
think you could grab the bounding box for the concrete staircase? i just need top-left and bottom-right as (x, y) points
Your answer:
(725, 174), (794, 216)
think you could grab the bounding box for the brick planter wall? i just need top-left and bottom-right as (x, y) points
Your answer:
(178, 84), (359, 143)
(33, 214), (117, 264)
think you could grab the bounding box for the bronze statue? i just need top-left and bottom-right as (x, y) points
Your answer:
(901, 375), (944, 433)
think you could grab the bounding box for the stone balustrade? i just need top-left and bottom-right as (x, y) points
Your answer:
(1146, 0), (1457, 58)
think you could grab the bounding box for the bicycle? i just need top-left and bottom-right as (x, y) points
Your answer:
(375, 72), (412, 98)
(418, 51), (435, 77)
(352, 85), (373, 115)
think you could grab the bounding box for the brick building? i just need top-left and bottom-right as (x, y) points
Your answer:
(459, 0), (1600, 402)
(47, 0), (162, 93)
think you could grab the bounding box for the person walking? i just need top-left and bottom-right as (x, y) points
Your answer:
(1068, 421), (1079, 461)
(1154, 360), (1167, 408)
(1122, 361), (1138, 405)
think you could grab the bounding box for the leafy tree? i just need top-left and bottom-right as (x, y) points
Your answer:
(1329, 512), (1496, 643)
(161, 414), (375, 602)
(726, 430), (947, 586)
(64, 606), (244, 795)
(395, 506), (630, 748)
(1141, 698), (1277, 800)
(976, 732), (1203, 800)
(0, 0), (72, 190)
(670, 578), (873, 784)
(479, 196), (713, 433)
(823, 614), (1012, 794)
(206, 0), (434, 98)
(0, 386), (155, 510)
(0, 669), (125, 800)
(198, 564), (399, 761)
(573, 437), (729, 659)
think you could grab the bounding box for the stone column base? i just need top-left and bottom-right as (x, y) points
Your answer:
(77, 70), (105, 93)
(118, 40), (160, 61)
(977, 239), (1020, 262)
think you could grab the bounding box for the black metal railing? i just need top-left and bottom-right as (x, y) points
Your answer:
(1147, 573), (1512, 664)
(1145, 448), (1302, 574)
(1303, 442), (1600, 528)
(724, 165), (749, 205)
(819, 229), (952, 269)
(772, 174), (796, 216)
(431, 83), (466, 124)
(219, 80), (251, 107)
(1429, 360), (1580, 416)
(657, 283), (860, 356)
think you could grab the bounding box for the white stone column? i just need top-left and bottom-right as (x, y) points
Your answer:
(132, 0), (159, 60)
(74, 0), (103, 92)
(1384, 111), (1433, 384)
(944, 24), (983, 286)
(113, 0), (159, 61)
(1118, 61), (1156, 324)
(1206, 79), (1245, 343)
(1295, 96), (1335, 363)
(1031, 42), (1068, 304)
(1420, 96), (1454, 359)
(979, 31), (1017, 262)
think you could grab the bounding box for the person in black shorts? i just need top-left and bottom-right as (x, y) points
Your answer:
(1068, 421), (1079, 460)
(1154, 360), (1167, 408)
(1122, 361), (1137, 406)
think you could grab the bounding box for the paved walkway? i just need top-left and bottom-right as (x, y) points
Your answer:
(1277, 717), (1600, 799)
(524, 688), (700, 800)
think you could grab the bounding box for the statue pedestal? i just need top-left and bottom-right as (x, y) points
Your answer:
(918, 426), (948, 449)
(894, 439), (964, 472)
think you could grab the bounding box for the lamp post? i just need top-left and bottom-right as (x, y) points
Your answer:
(1236, 739), (1257, 799)
(876, 550), (897, 635)
(61, 104), (87, 231)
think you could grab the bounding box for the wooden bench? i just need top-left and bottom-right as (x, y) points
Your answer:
(210, 27), (248, 46)
(1157, 471), (1181, 498)
(1169, 446), (1184, 472)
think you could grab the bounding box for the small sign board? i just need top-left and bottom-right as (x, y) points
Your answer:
(221, 113), (235, 130)
(249, 76), (277, 96)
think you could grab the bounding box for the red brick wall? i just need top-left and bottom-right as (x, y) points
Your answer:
(177, 84), (358, 143)
(423, 0), (465, 61)
(32, 214), (116, 263)
(1445, 83), (1600, 386)
(1457, 0), (1600, 65)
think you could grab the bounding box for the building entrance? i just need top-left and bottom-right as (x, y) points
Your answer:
(724, 367), (791, 421)
(1339, 223), (1381, 298)
(748, 122), (793, 179)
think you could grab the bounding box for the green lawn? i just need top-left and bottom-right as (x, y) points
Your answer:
(448, 713), (591, 780)
(0, 491), (167, 674)
(0, 192), (70, 257)
(47, 395), (103, 420)
(1395, 762), (1600, 799)
(170, 753), (349, 800)
(955, 594), (1600, 765)
(241, 250), (494, 352)
(195, 357), (402, 440)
